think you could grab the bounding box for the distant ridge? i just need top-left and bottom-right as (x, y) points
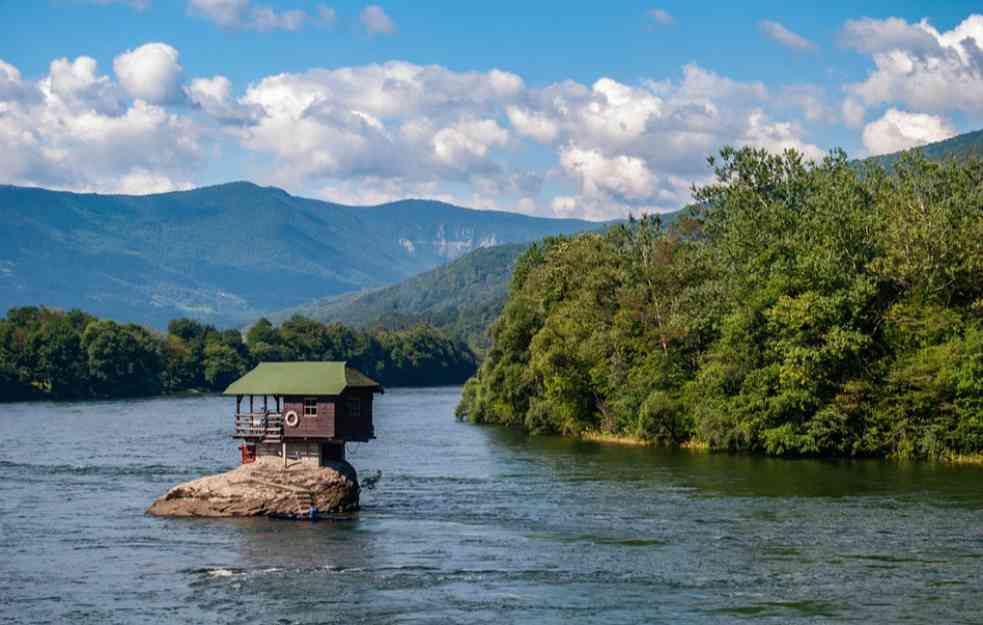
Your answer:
(863, 127), (983, 169)
(0, 183), (601, 327)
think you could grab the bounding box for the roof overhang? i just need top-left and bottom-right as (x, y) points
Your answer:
(223, 361), (383, 396)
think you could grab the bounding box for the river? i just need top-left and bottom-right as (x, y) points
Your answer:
(1, 387), (981, 624)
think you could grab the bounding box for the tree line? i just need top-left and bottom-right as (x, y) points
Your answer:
(457, 149), (983, 461)
(0, 309), (477, 401)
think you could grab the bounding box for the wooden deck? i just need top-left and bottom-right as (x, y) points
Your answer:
(234, 412), (284, 443)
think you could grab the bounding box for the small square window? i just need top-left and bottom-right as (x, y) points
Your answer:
(346, 398), (361, 418)
(303, 399), (317, 417)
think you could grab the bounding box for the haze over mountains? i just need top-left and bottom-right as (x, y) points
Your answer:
(0, 182), (597, 327)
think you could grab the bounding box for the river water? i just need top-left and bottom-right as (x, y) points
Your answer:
(1, 387), (981, 624)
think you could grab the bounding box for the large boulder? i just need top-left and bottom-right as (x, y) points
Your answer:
(147, 457), (359, 517)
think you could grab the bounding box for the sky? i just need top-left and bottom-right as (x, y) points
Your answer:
(1, 1), (982, 220)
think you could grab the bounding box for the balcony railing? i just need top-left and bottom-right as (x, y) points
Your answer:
(234, 411), (284, 442)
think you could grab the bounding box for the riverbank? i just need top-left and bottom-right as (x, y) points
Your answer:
(578, 429), (983, 464)
(579, 430), (709, 451)
(943, 453), (983, 465)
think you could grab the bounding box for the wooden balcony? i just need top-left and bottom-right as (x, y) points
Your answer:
(234, 411), (284, 443)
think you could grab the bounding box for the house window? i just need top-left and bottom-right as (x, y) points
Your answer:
(346, 398), (361, 418)
(303, 398), (318, 417)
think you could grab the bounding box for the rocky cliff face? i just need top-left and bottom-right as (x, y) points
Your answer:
(146, 457), (359, 517)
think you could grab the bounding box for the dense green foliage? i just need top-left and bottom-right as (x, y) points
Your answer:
(457, 148), (983, 460)
(278, 219), (682, 357)
(276, 243), (530, 356)
(0, 308), (476, 400)
(0, 182), (598, 328)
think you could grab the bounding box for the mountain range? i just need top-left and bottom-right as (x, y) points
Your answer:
(4, 127), (981, 332)
(0, 182), (598, 327)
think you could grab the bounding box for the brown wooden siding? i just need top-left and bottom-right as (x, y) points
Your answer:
(280, 391), (375, 441)
(336, 389), (375, 441)
(282, 395), (336, 439)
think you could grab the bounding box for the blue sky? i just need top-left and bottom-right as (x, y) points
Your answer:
(1, 1), (981, 218)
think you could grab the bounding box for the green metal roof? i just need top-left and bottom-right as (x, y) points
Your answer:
(223, 362), (382, 396)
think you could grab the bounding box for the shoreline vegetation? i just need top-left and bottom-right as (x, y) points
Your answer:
(457, 148), (983, 463)
(0, 310), (476, 402)
(579, 429), (711, 450)
(577, 430), (983, 464)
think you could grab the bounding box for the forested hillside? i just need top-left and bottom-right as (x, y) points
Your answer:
(868, 128), (983, 170)
(0, 307), (476, 401)
(457, 148), (983, 461)
(0, 183), (597, 327)
(274, 243), (529, 355)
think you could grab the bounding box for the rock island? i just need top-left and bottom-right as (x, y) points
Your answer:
(147, 361), (382, 518)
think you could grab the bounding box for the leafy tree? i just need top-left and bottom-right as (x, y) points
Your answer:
(29, 314), (87, 398)
(458, 148), (983, 461)
(202, 341), (247, 391)
(82, 320), (163, 398)
(246, 317), (278, 347)
(0, 319), (34, 400)
(160, 334), (198, 393)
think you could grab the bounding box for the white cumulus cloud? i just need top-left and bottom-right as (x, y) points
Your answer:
(0, 56), (202, 193)
(185, 75), (253, 121)
(432, 119), (509, 168)
(46, 55), (121, 114)
(2, 44), (840, 220)
(842, 14), (983, 113)
(742, 109), (824, 159)
(228, 62), (523, 187)
(506, 106), (558, 143)
(113, 43), (183, 104)
(862, 108), (955, 155)
(559, 145), (658, 204)
(203, 60), (822, 219)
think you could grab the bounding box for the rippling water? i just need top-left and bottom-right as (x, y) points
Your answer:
(1, 387), (982, 624)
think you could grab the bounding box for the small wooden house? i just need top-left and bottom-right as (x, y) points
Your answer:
(224, 362), (383, 466)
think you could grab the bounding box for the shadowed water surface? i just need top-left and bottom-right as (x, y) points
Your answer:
(1, 387), (981, 624)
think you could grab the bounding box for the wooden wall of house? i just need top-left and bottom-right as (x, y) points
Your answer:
(282, 395), (336, 438)
(336, 388), (375, 442)
(280, 390), (375, 441)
